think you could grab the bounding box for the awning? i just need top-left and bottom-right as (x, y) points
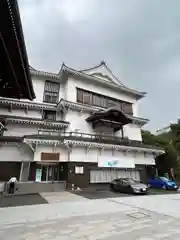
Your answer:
(86, 108), (132, 131)
(0, 0), (35, 100)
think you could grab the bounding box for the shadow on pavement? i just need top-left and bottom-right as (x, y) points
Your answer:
(70, 190), (131, 199)
(71, 188), (180, 200)
(0, 194), (48, 208)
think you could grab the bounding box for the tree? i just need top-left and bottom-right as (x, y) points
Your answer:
(141, 129), (178, 178)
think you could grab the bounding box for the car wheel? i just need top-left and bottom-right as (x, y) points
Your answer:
(110, 184), (115, 191)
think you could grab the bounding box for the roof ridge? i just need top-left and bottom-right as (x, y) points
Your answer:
(78, 61), (125, 86)
(29, 66), (58, 76)
(78, 61), (105, 72)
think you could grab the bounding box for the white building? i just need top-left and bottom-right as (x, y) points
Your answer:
(0, 61), (164, 190)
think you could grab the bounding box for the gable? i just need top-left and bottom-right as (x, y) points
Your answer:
(80, 62), (124, 86)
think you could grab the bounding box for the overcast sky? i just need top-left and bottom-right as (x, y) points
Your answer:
(18, 0), (180, 132)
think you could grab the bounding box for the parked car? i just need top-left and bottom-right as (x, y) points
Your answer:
(110, 178), (148, 195)
(148, 177), (178, 190)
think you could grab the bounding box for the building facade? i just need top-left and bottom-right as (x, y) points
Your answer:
(0, 62), (164, 190)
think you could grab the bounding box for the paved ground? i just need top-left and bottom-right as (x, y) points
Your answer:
(72, 188), (179, 199)
(41, 191), (88, 203)
(1, 192), (180, 239)
(0, 189), (178, 207)
(0, 194), (48, 208)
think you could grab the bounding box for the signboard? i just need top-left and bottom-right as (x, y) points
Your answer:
(98, 156), (135, 168)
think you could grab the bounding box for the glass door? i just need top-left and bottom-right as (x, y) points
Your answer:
(47, 165), (53, 181)
(36, 165), (60, 182)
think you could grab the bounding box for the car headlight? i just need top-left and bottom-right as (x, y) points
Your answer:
(133, 188), (140, 192)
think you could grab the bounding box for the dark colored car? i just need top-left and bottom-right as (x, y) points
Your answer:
(148, 177), (178, 190)
(110, 178), (148, 194)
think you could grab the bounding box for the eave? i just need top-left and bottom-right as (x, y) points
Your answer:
(30, 68), (59, 80)
(23, 133), (164, 155)
(0, 136), (23, 143)
(0, 97), (57, 110)
(0, 114), (70, 129)
(62, 65), (146, 100)
(29, 63), (146, 100)
(58, 99), (149, 126)
(0, 0), (35, 100)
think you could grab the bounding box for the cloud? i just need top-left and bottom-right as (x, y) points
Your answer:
(18, 0), (180, 132)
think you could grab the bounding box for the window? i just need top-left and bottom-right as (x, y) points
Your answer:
(77, 89), (91, 105)
(123, 103), (133, 115)
(75, 166), (84, 174)
(43, 110), (56, 121)
(77, 89), (83, 102)
(92, 95), (101, 106)
(43, 81), (60, 103)
(76, 88), (133, 114)
(83, 92), (91, 104)
(107, 99), (116, 108)
(100, 97), (107, 108)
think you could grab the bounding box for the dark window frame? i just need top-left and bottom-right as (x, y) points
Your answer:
(76, 88), (133, 115)
(43, 80), (60, 103)
(43, 110), (56, 121)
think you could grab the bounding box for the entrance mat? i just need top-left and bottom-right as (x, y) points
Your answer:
(0, 194), (48, 208)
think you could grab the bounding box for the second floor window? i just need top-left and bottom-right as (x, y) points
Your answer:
(43, 110), (56, 121)
(77, 88), (133, 115)
(43, 81), (60, 103)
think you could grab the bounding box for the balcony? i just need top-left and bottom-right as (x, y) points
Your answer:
(25, 131), (164, 151)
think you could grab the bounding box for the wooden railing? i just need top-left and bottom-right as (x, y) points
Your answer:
(37, 131), (163, 151)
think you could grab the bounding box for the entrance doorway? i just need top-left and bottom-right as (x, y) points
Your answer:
(36, 164), (60, 182)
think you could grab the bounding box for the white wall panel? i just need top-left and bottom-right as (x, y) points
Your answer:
(90, 169), (140, 183)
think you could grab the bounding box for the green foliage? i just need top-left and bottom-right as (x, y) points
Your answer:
(141, 125), (179, 177)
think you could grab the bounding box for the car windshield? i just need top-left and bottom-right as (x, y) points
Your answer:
(159, 177), (169, 181)
(122, 178), (138, 184)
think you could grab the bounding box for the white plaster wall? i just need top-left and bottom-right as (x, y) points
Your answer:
(70, 148), (99, 162)
(30, 77), (45, 103)
(34, 145), (68, 162)
(65, 110), (92, 133)
(0, 143), (33, 162)
(65, 109), (142, 141)
(132, 102), (139, 117)
(4, 124), (38, 136)
(66, 77), (136, 104)
(33, 144), (155, 166)
(59, 83), (65, 101)
(123, 123), (142, 141)
(70, 147), (154, 166)
(0, 108), (42, 119)
(22, 76), (64, 103)
(65, 110), (122, 137)
(56, 112), (64, 121)
(135, 153), (155, 165)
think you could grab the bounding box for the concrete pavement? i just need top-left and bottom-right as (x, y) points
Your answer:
(0, 193), (180, 239)
(110, 194), (180, 219)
